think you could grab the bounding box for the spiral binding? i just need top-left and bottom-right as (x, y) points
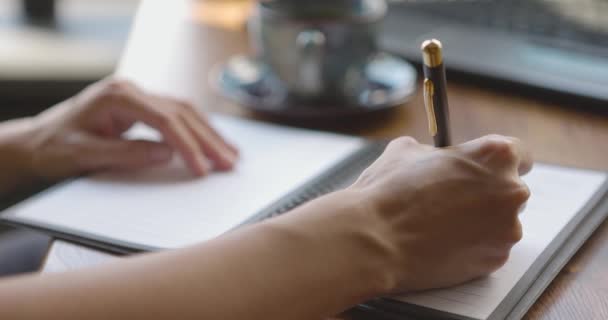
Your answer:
(241, 141), (388, 225)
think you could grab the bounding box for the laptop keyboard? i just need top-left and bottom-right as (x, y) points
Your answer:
(388, 0), (608, 56)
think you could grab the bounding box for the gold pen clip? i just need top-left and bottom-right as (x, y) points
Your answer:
(423, 78), (438, 137)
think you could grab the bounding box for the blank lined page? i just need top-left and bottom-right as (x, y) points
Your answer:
(393, 164), (607, 320)
(3, 115), (364, 249)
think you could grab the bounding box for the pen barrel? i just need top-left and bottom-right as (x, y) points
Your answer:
(423, 63), (451, 147)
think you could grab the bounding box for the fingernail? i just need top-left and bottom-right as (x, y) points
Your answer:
(227, 142), (239, 154)
(199, 156), (212, 173)
(225, 151), (238, 165)
(231, 147), (240, 159)
(149, 145), (173, 162)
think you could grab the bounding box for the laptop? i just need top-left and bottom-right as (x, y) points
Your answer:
(381, 0), (608, 104)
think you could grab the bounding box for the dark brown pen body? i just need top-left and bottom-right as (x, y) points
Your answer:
(423, 63), (451, 147)
(421, 39), (451, 147)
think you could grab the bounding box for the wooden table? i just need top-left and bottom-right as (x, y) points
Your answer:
(41, 1), (608, 319)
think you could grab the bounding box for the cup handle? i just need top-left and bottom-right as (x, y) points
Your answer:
(295, 30), (326, 96)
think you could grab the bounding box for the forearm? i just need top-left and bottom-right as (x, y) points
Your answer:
(0, 117), (40, 196)
(0, 190), (394, 320)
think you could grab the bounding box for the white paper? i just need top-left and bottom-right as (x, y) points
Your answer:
(3, 115), (364, 249)
(394, 164), (607, 320)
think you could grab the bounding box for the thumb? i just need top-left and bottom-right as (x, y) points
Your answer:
(74, 134), (174, 173)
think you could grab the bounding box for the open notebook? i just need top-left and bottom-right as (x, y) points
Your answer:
(2, 115), (607, 320)
(360, 165), (608, 320)
(1, 115), (373, 250)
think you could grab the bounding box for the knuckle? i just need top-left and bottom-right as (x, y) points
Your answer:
(175, 99), (196, 110)
(388, 136), (419, 149)
(150, 111), (174, 128)
(502, 217), (524, 245)
(98, 80), (133, 103)
(105, 78), (135, 93)
(481, 135), (519, 161)
(500, 219), (523, 244)
(504, 179), (531, 204)
(511, 223), (523, 243)
(196, 109), (209, 122)
(494, 183), (530, 220)
(489, 253), (510, 271)
(513, 183), (531, 203)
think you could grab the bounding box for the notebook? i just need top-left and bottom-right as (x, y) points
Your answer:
(2, 115), (607, 320)
(0, 115), (379, 251)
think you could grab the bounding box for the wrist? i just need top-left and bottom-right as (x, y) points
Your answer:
(333, 189), (402, 295)
(272, 189), (400, 299)
(338, 186), (416, 294)
(0, 117), (46, 194)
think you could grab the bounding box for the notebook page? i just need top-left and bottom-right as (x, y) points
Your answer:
(3, 115), (364, 249)
(393, 164), (607, 320)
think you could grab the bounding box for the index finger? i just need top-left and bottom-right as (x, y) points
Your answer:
(102, 86), (210, 176)
(455, 135), (533, 176)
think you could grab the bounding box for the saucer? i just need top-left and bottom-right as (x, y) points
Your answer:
(214, 53), (417, 118)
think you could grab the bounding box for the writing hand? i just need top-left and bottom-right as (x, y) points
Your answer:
(347, 135), (532, 292)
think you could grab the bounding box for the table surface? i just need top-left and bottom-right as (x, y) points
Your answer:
(41, 1), (608, 319)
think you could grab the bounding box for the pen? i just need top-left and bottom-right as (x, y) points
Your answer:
(421, 39), (451, 147)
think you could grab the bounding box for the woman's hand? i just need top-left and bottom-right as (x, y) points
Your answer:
(346, 135), (532, 293)
(27, 79), (238, 181)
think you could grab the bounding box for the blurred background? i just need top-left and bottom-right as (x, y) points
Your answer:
(0, 0), (140, 120)
(0, 0), (139, 237)
(2, 0), (607, 123)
